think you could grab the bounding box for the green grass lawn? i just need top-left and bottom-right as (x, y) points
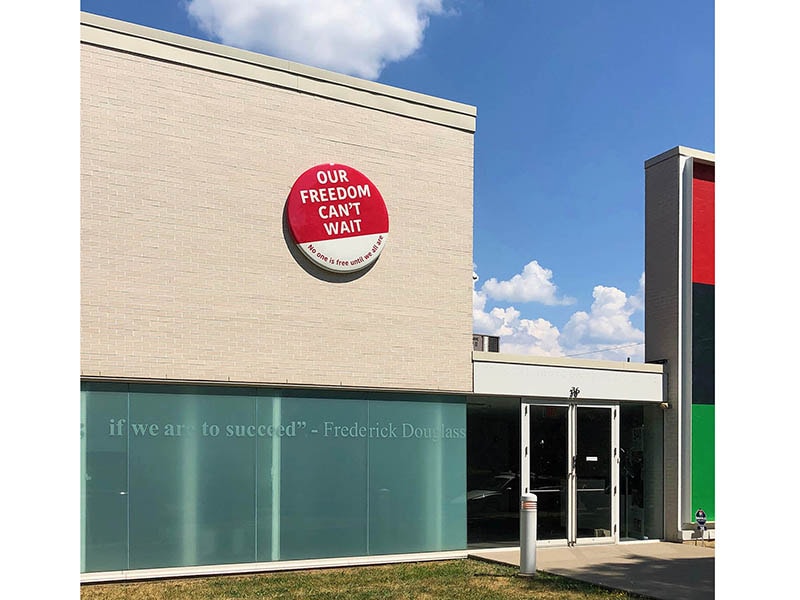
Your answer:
(80, 559), (645, 599)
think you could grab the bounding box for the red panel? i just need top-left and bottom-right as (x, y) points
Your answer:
(692, 162), (715, 285)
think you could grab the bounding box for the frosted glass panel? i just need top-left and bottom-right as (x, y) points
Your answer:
(275, 395), (369, 560)
(127, 386), (257, 569)
(81, 383), (467, 573)
(81, 384), (128, 572)
(368, 398), (466, 554)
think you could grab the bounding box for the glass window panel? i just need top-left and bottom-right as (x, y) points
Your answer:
(81, 383), (129, 573)
(275, 394), (369, 560)
(466, 397), (520, 546)
(254, 394), (277, 562)
(368, 397), (466, 554)
(82, 384), (468, 573)
(576, 407), (612, 538)
(642, 404), (664, 540)
(530, 405), (568, 541)
(620, 404), (664, 540)
(127, 385), (257, 569)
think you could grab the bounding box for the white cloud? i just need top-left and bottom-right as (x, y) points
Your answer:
(628, 271), (645, 313)
(186, 0), (447, 79)
(481, 260), (576, 306)
(499, 314), (565, 357)
(474, 265), (645, 362)
(472, 298), (565, 357)
(473, 267), (565, 356)
(472, 288), (495, 333)
(560, 284), (644, 360)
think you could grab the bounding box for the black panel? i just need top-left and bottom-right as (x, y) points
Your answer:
(692, 282), (715, 405)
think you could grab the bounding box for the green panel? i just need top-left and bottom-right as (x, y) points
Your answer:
(691, 405), (715, 521)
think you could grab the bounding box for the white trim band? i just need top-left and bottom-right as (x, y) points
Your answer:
(81, 549), (470, 583)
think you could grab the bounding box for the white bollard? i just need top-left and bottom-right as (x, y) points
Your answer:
(519, 493), (538, 576)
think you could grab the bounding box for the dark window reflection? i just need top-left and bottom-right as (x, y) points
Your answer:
(466, 399), (519, 546)
(530, 406), (568, 541)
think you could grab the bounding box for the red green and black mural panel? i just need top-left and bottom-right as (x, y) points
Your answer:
(690, 161), (714, 520)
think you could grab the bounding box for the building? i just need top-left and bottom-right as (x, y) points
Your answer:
(645, 146), (716, 540)
(80, 12), (712, 582)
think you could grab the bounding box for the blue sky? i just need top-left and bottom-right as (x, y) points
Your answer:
(77, 0), (714, 362)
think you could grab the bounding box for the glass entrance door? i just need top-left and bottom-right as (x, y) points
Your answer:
(527, 405), (568, 542)
(522, 403), (617, 546)
(573, 407), (614, 543)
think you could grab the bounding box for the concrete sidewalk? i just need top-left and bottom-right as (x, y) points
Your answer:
(470, 541), (714, 599)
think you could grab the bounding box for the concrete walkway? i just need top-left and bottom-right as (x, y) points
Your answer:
(470, 541), (714, 599)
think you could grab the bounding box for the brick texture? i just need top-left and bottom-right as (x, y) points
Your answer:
(81, 44), (474, 392)
(644, 154), (681, 541)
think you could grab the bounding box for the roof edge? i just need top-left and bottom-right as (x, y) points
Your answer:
(645, 145), (715, 169)
(472, 351), (664, 374)
(80, 11), (477, 132)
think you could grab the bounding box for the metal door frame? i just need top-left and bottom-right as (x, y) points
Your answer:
(521, 402), (619, 546)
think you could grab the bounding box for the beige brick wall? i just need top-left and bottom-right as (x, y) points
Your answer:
(81, 42), (474, 392)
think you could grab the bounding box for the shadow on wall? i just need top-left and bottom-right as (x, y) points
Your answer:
(282, 202), (378, 283)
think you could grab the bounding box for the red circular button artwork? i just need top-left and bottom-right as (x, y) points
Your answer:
(286, 163), (389, 273)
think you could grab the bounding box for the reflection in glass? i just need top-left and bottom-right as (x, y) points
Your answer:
(575, 408), (612, 538)
(620, 404), (663, 540)
(466, 399), (520, 545)
(530, 406), (568, 541)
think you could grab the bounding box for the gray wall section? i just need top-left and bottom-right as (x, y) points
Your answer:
(644, 152), (682, 541)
